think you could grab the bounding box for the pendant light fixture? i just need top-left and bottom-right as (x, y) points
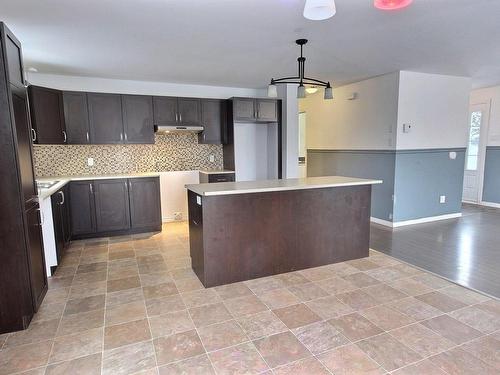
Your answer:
(268, 39), (333, 100)
(374, 0), (413, 10)
(303, 0), (336, 21)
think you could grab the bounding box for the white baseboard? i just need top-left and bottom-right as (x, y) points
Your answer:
(480, 201), (500, 208)
(371, 212), (462, 228)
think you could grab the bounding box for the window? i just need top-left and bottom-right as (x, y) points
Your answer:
(466, 111), (482, 171)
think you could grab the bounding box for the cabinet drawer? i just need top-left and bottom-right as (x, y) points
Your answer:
(208, 173), (235, 183)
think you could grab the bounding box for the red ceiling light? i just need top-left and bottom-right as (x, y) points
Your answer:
(374, 0), (413, 10)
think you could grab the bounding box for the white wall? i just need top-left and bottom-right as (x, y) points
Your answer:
(299, 72), (399, 150)
(160, 171), (199, 222)
(470, 85), (500, 146)
(397, 71), (471, 149)
(26, 72), (262, 98)
(278, 84), (299, 178)
(233, 123), (278, 181)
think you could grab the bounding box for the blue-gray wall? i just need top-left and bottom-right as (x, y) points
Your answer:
(307, 150), (395, 221)
(308, 148), (466, 223)
(483, 146), (500, 204)
(393, 149), (466, 222)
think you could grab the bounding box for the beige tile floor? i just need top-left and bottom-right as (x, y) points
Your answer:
(0, 221), (499, 375)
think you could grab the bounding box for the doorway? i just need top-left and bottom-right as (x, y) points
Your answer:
(462, 102), (490, 203)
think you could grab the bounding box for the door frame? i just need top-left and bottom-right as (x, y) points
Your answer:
(463, 101), (491, 204)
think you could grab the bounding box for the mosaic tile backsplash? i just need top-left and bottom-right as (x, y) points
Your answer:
(33, 133), (223, 177)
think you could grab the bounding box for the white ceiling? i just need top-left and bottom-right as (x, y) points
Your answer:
(2, 0), (500, 89)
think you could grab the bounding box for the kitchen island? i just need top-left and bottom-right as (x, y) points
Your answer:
(186, 176), (382, 287)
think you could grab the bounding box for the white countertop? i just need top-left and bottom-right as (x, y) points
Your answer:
(186, 176), (382, 197)
(199, 170), (235, 175)
(36, 172), (160, 199)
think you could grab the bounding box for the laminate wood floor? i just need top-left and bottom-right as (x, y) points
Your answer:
(370, 204), (500, 299)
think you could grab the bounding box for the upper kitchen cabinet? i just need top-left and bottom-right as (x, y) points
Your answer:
(233, 98), (278, 123)
(153, 96), (177, 125)
(233, 98), (255, 122)
(153, 96), (201, 126)
(63, 91), (90, 144)
(28, 85), (66, 144)
(88, 93), (124, 144)
(178, 98), (200, 125)
(122, 95), (154, 144)
(198, 99), (226, 144)
(255, 99), (278, 122)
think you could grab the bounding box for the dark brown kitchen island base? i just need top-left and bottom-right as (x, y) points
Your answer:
(188, 185), (372, 288)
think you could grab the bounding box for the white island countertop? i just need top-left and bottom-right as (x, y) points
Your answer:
(186, 176), (382, 197)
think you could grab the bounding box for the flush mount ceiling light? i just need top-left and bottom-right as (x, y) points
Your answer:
(303, 0), (336, 20)
(268, 39), (333, 100)
(374, 0), (413, 10)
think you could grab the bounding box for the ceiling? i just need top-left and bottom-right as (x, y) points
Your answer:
(2, 0), (500, 89)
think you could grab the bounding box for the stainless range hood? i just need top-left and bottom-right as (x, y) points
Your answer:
(154, 125), (204, 134)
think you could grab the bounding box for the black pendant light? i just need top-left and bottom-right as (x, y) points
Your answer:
(268, 39), (333, 100)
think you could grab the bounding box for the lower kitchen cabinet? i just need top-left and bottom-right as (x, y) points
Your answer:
(94, 179), (131, 232)
(25, 203), (48, 311)
(129, 177), (161, 229)
(69, 177), (161, 239)
(51, 184), (71, 264)
(69, 180), (96, 236)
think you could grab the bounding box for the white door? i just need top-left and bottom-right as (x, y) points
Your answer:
(463, 103), (489, 203)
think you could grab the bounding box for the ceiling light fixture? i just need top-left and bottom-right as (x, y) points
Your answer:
(303, 0), (336, 20)
(268, 39), (333, 100)
(305, 86), (319, 94)
(374, 0), (413, 10)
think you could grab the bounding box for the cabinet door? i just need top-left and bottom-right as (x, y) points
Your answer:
(69, 181), (96, 236)
(61, 184), (71, 245)
(122, 95), (154, 144)
(51, 192), (65, 263)
(199, 99), (225, 144)
(178, 98), (201, 125)
(25, 203), (47, 311)
(94, 179), (130, 232)
(88, 93), (124, 144)
(28, 86), (66, 144)
(129, 177), (161, 229)
(12, 87), (37, 203)
(153, 96), (177, 125)
(233, 98), (256, 122)
(256, 99), (278, 122)
(63, 91), (90, 144)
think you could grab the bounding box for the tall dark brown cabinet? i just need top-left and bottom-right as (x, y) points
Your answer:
(0, 23), (47, 334)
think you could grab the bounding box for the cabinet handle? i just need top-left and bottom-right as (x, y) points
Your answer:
(124, 132), (128, 141)
(86, 131), (90, 142)
(179, 113), (182, 123)
(175, 112), (179, 122)
(58, 191), (65, 205)
(37, 208), (44, 226)
(120, 133), (123, 141)
(62, 130), (67, 143)
(89, 183), (93, 194)
(192, 219), (199, 226)
(31, 128), (37, 142)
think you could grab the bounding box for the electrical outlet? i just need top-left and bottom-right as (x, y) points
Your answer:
(87, 157), (94, 167)
(440, 195), (446, 204)
(173, 212), (182, 220)
(403, 123), (412, 133)
(209, 154), (215, 163)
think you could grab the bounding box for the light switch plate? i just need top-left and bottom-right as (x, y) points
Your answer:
(209, 155), (215, 163)
(87, 157), (94, 166)
(440, 195), (446, 204)
(403, 124), (412, 133)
